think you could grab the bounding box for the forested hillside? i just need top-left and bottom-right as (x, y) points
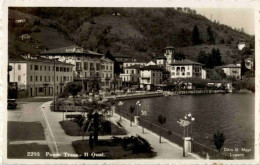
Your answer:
(9, 7), (254, 64)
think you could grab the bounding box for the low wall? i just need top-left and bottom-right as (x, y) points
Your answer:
(107, 92), (164, 101)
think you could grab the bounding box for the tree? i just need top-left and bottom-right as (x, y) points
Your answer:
(105, 50), (115, 61)
(158, 115), (166, 143)
(213, 130), (225, 153)
(207, 26), (215, 44)
(64, 82), (82, 104)
(129, 106), (135, 127)
(241, 56), (247, 76)
(211, 48), (222, 66)
(89, 73), (101, 93)
(174, 51), (185, 60)
(192, 25), (202, 45)
(197, 51), (208, 65)
(93, 112), (100, 142)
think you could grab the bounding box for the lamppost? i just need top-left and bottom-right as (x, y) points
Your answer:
(118, 101), (124, 122)
(177, 113), (195, 157)
(134, 100), (141, 125)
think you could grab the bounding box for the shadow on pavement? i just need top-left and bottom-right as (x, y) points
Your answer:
(8, 121), (46, 141)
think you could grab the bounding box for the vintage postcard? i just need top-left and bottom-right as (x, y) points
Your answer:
(1, 0), (259, 164)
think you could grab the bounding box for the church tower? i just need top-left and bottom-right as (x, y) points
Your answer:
(164, 46), (175, 71)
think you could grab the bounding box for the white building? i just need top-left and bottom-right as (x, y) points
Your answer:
(41, 45), (114, 90)
(169, 59), (205, 79)
(238, 42), (246, 50)
(123, 61), (146, 68)
(120, 65), (142, 83)
(140, 65), (163, 90)
(222, 64), (241, 80)
(9, 56), (74, 97)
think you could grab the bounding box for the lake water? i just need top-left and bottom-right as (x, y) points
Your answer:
(120, 93), (255, 159)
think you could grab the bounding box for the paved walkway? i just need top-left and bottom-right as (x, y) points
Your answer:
(41, 101), (201, 159)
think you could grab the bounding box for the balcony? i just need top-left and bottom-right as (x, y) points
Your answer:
(141, 76), (150, 79)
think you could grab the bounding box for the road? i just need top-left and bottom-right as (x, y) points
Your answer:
(7, 97), (54, 159)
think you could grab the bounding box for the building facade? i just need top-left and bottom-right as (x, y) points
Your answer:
(9, 56), (74, 97)
(41, 45), (114, 90)
(120, 65), (142, 83)
(140, 65), (163, 90)
(222, 64), (241, 80)
(169, 59), (205, 79)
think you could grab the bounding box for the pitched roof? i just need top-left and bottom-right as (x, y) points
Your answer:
(140, 65), (164, 71)
(40, 45), (103, 56)
(9, 56), (74, 66)
(170, 59), (202, 66)
(156, 56), (166, 59)
(124, 60), (147, 63)
(222, 64), (241, 68)
(125, 64), (143, 69)
(164, 46), (175, 49)
(101, 57), (114, 63)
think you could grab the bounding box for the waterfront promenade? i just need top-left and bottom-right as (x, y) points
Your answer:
(39, 101), (200, 159)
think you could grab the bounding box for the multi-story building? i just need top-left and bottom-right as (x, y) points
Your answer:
(123, 61), (146, 68)
(41, 45), (114, 90)
(222, 64), (241, 80)
(100, 57), (114, 89)
(120, 65), (142, 83)
(9, 56), (74, 97)
(140, 65), (163, 90)
(156, 56), (166, 66)
(169, 59), (205, 79)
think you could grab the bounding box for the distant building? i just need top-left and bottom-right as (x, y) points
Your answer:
(120, 64), (142, 83)
(164, 46), (176, 71)
(169, 59), (205, 79)
(114, 55), (134, 62)
(19, 34), (31, 41)
(14, 19), (27, 24)
(156, 56), (166, 66)
(238, 42), (246, 50)
(123, 61), (146, 68)
(140, 65), (163, 90)
(100, 57), (115, 89)
(245, 58), (254, 70)
(146, 60), (156, 66)
(40, 45), (113, 90)
(222, 64), (241, 80)
(9, 56), (74, 97)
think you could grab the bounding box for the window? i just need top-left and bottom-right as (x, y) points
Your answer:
(30, 65), (33, 70)
(90, 63), (94, 70)
(96, 63), (100, 71)
(39, 87), (43, 93)
(187, 72), (190, 76)
(126, 70), (128, 74)
(44, 66), (46, 71)
(40, 66), (42, 71)
(187, 66), (190, 70)
(49, 76), (50, 81)
(18, 64), (21, 70)
(18, 75), (21, 82)
(182, 72), (185, 76)
(44, 76), (46, 82)
(30, 75), (33, 82)
(101, 65), (105, 70)
(56, 67), (59, 72)
(49, 66), (50, 71)
(172, 72), (175, 76)
(106, 65), (108, 70)
(110, 66), (112, 70)
(84, 62), (88, 70)
(35, 76), (38, 81)
(172, 66), (175, 70)
(40, 76), (42, 81)
(57, 76), (58, 81)
(35, 65), (38, 70)
(131, 70), (134, 74)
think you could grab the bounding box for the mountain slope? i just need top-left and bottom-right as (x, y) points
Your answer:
(9, 7), (253, 64)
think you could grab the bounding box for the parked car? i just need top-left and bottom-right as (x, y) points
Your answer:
(8, 99), (17, 109)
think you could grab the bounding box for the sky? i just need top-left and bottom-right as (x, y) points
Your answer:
(195, 8), (255, 35)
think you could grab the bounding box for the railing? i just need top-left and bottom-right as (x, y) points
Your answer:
(115, 108), (232, 160)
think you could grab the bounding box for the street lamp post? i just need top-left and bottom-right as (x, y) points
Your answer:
(53, 57), (59, 111)
(118, 101), (124, 122)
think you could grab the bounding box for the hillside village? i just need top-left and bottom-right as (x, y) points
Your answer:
(6, 7), (256, 161)
(8, 8), (255, 98)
